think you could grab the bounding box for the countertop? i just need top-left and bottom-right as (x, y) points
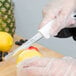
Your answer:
(0, 35), (63, 76)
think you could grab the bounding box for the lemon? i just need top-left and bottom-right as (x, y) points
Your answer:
(0, 32), (13, 52)
(17, 47), (42, 64)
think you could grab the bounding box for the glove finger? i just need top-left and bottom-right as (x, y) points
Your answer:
(44, 59), (71, 76)
(19, 66), (44, 76)
(62, 56), (76, 63)
(17, 57), (40, 68)
(21, 57), (51, 68)
(38, 14), (55, 29)
(39, 6), (61, 29)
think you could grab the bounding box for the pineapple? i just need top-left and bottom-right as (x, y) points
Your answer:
(0, 0), (15, 36)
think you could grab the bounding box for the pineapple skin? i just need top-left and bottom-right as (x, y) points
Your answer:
(0, 0), (16, 36)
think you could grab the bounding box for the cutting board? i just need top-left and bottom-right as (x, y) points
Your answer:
(0, 35), (63, 76)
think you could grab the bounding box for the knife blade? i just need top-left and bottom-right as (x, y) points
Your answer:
(4, 20), (55, 60)
(5, 32), (43, 60)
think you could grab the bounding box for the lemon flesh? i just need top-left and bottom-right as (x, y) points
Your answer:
(17, 49), (42, 64)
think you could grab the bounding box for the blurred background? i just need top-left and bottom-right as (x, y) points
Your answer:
(13, 0), (76, 57)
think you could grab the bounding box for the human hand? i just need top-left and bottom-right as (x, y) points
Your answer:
(17, 57), (76, 76)
(39, 0), (76, 36)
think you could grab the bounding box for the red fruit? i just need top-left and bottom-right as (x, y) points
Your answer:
(28, 46), (39, 51)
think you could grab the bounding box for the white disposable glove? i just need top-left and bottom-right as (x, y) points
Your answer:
(17, 56), (76, 76)
(39, 0), (76, 36)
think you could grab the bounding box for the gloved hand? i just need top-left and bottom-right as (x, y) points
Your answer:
(39, 0), (76, 36)
(17, 57), (76, 76)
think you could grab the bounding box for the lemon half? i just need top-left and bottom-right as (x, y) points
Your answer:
(17, 48), (42, 64)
